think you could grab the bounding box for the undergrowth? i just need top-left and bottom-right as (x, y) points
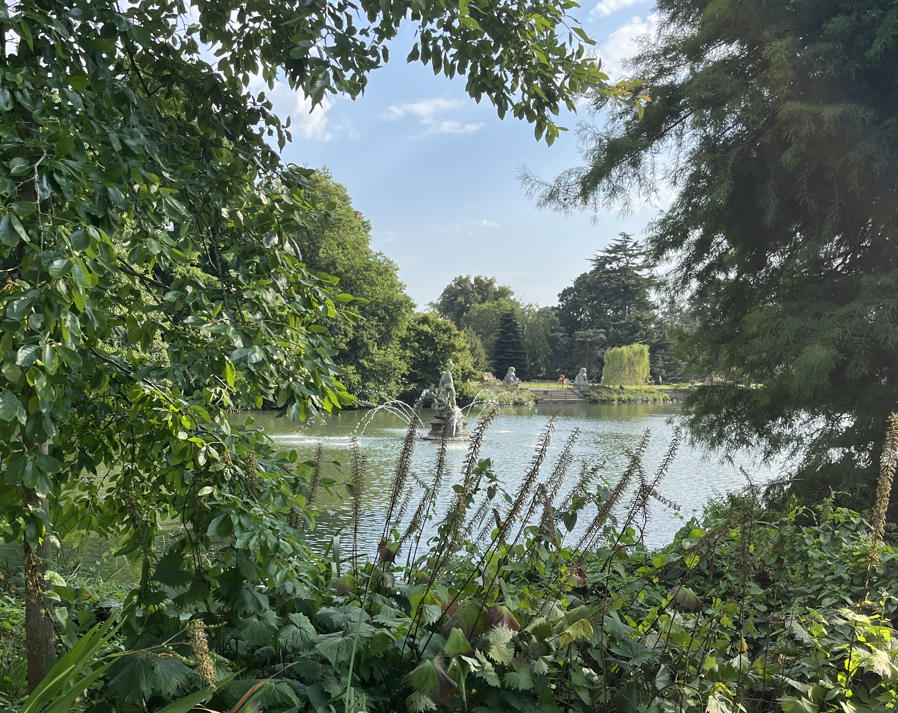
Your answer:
(6, 412), (898, 713)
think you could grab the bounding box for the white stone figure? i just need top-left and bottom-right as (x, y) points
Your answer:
(503, 366), (521, 387)
(433, 360), (457, 417)
(573, 367), (589, 387)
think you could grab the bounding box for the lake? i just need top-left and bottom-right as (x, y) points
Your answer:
(247, 401), (779, 553)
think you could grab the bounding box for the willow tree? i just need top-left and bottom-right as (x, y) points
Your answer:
(535, 0), (898, 504)
(601, 344), (650, 386)
(1, 0), (621, 690)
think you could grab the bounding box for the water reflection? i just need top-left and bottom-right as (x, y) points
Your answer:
(244, 402), (778, 553)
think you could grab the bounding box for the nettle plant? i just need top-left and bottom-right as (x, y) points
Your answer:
(0, 0), (627, 690)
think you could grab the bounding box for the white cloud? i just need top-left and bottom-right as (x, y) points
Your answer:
(384, 98), (463, 121)
(293, 93), (333, 141)
(246, 73), (335, 141)
(440, 218), (500, 234)
(425, 120), (483, 135)
(597, 13), (659, 78)
(383, 98), (483, 136)
(590, 0), (643, 19)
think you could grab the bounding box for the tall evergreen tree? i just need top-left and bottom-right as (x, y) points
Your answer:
(557, 233), (657, 343)
(492, 311), (528, 380)
(556, 234), (670, 375)
(536, 0), (898, 502)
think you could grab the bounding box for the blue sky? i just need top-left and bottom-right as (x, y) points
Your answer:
(265, 0), (665, 307)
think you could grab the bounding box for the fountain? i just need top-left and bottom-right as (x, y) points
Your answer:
(423, 360), (469, 440)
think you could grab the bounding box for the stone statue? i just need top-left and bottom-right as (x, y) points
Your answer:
(424, 359), (469, 440)
(503, 366), (521, 387)
(573, 367), (589, 387)
(432, 360), (457, 418)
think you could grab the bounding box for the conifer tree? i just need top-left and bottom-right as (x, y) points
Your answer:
(535, 0), (898, 503)
(492, 311), (528, 380)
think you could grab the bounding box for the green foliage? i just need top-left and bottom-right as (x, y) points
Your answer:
(400, 314), (478, 397)
(462, 297), (522, 359)
(557, 235), (659, 351)
(462, 328), (489, 372)
(601, 343), (651, 386)
(537, 0), (898, 502)
(431, 276), (515, 327)
(0, 0), (621, 687)
(13, 423), (898, 713)
(491, 311), (528, 380)
(298, 171), (414, 401)
(520, 305), (560, 379)
(589, 384), (669, 403)
(0, 591), (26, 702)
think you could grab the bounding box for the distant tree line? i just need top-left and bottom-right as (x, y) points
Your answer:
(430, 234), (689, 382)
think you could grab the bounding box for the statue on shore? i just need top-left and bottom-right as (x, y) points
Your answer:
(573, 367), (589, 387)
(503, 366), (521, 387)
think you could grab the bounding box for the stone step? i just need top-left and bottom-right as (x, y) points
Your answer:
(526, 388), (589, 402)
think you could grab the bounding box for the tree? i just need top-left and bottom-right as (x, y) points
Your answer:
(536, 0), (898, 502)
(432, 275), (515, 326)
(299, 170), (414, 401)
(401, 314), (478, 396)
(463, 327), (490, 372)
(602, 344), (650, 386)
(492, 311), (528, 380)
(1, 0), (619, 689)
(463, 296), (523, 357)
(520, 305), (560, 378)
(557, 234), (658, 346)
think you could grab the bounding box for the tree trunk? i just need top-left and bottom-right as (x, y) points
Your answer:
(24, 484), (57, 690)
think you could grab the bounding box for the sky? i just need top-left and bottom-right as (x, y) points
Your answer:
(263, 0), (665, 308)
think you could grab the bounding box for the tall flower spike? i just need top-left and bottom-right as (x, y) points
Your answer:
(382, 417), (419, 541)
(188, 619), (216, 688)
(307, 442), (324, 508)
(576, 429), (650, 552)
(350, 437), (366, 572)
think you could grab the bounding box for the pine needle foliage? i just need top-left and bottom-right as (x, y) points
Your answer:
(491, 311), (528, 380)
(533, 0), (898, 505)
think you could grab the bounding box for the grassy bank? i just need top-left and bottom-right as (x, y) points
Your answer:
(588, 384), (671, 403)
(463, 381), (535, 405)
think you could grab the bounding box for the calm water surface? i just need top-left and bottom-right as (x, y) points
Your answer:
(247, 402), (777, 553)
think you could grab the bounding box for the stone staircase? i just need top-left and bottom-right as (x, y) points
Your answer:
(527, 387), (589, 403)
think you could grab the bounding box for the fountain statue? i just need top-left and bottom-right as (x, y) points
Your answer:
(573, 367), (589, 390)
(503, 366), (521, 387)
(423, 360), (469, 440)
